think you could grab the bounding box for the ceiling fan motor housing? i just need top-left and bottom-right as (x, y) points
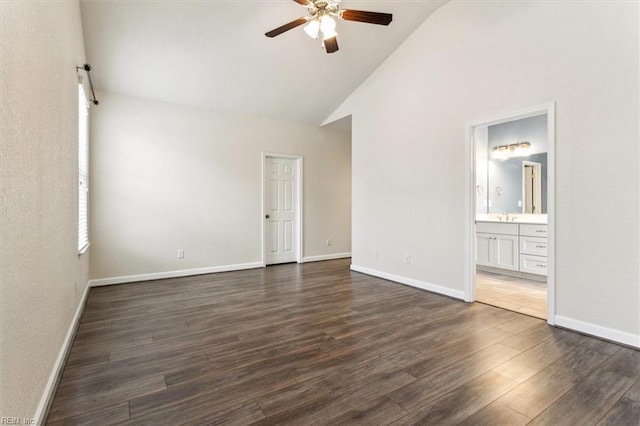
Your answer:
(308, 0), (339, 18)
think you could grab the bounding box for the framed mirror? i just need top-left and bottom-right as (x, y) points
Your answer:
(476, 114), (548, 215)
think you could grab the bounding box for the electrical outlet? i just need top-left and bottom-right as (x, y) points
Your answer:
(404, 255), (411, 264)
(178, 249), (184, 259)
(373, 250), (378, 258)
(326, 238), (332, 246)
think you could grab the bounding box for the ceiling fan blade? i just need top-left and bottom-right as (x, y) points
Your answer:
(265, 17), (308, 38)
(292, 0), (310, 5)
(340, 10), (393, 26)
(324, 36), (339, 54)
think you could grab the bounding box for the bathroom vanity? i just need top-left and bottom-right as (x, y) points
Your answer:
(476, 215), (548, 279)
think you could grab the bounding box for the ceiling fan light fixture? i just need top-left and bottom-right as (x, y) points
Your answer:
(303, 19), (320, 39)
(320, 15), (337, 39)
(322, 28), (337, 40)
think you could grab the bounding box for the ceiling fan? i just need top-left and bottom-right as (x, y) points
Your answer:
(265, 0), (393, 54)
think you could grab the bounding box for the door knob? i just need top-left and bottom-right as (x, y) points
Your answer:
(265, 214), (270, 219)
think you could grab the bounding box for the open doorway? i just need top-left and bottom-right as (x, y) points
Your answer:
(465, 104), (555, 324)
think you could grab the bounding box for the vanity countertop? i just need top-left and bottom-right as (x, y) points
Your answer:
(475, 214), (547, 225)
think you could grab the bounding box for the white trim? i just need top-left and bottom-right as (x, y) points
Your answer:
(465, 103), (554, 128)
(464, 124), (475, 303)
(465, 102), (556, 325)
(33, 283), (90, 425)
(261, 153), (304, 266)
(88, 262), (263, 287)
(555, 316), (640, 349)
(302, 252), (351, 263)
(350, 264), (465, 300)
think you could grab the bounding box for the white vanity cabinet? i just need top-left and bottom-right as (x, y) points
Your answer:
(476, 221), (548, 277)
(476, 223), (519, 271)
(519, 224), (548, 275)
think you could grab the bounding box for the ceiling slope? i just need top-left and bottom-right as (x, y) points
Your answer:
(80, 0), (447, 124)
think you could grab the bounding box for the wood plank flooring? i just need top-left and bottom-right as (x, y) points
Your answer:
(476, 271), (547, 319)
(47, 259), (640, 425)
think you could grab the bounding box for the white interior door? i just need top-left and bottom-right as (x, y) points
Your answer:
(265, 157), (298, 265)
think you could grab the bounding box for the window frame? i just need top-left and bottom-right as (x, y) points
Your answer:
(78, 84), (90, 254)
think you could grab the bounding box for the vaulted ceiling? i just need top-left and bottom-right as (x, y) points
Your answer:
(80, 0), (446, 125)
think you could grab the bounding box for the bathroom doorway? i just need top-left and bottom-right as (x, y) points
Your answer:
(465, 104), (555, 324)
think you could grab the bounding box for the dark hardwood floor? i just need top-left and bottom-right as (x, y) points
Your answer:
(47, 259), (640, 425)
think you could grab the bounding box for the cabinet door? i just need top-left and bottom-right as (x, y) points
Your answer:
(476, 233), (493, 267)
(494, 234), (519, 271)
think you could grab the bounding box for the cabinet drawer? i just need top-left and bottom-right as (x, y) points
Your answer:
(520, 254), (548, 275)
(476, 222), (518, 235)
(520, 236), (548, 256)
(519, 224), (548, 237)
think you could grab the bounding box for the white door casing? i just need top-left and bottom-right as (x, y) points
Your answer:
(263, 155), (302, 265)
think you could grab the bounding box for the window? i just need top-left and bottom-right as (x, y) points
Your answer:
(78, 85), (89, 253)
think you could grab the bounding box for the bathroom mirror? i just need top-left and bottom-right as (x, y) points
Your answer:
(475, 114), (548, 215)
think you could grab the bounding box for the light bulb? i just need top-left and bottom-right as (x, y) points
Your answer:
(514, 141), (531, 156)
(320, 15), (337, 39)
(304, 20), (320, 39)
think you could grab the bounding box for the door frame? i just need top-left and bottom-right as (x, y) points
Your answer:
(261, 152), (304, 267)
(464, 103), (556, 325)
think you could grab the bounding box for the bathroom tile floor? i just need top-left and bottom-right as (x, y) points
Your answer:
(476, 270), (547, 319)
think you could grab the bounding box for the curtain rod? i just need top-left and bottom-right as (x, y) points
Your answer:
(76, 64), (99, 106)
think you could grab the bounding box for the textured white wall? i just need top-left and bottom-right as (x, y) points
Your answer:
(90, 92), (351, 280)
(0, 0), (90, 419)
(330, 1), (639, 340)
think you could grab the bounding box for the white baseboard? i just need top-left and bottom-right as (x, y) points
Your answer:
(350, 264), (465, 301)
(302, 252), (351, 263)
(554, 315), (640, 349)
(88, 262), (264, 287)
(33, 283), (90, 425)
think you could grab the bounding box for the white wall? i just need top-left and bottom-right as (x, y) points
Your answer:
(329, 1), (640, 344)
(0, 0), (90, 420)
(90, 92), (351, 281)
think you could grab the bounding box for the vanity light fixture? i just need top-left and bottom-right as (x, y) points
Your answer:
(491, 141), (531, 158)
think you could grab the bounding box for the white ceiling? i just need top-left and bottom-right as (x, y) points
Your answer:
(80, 0), (446, 125)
